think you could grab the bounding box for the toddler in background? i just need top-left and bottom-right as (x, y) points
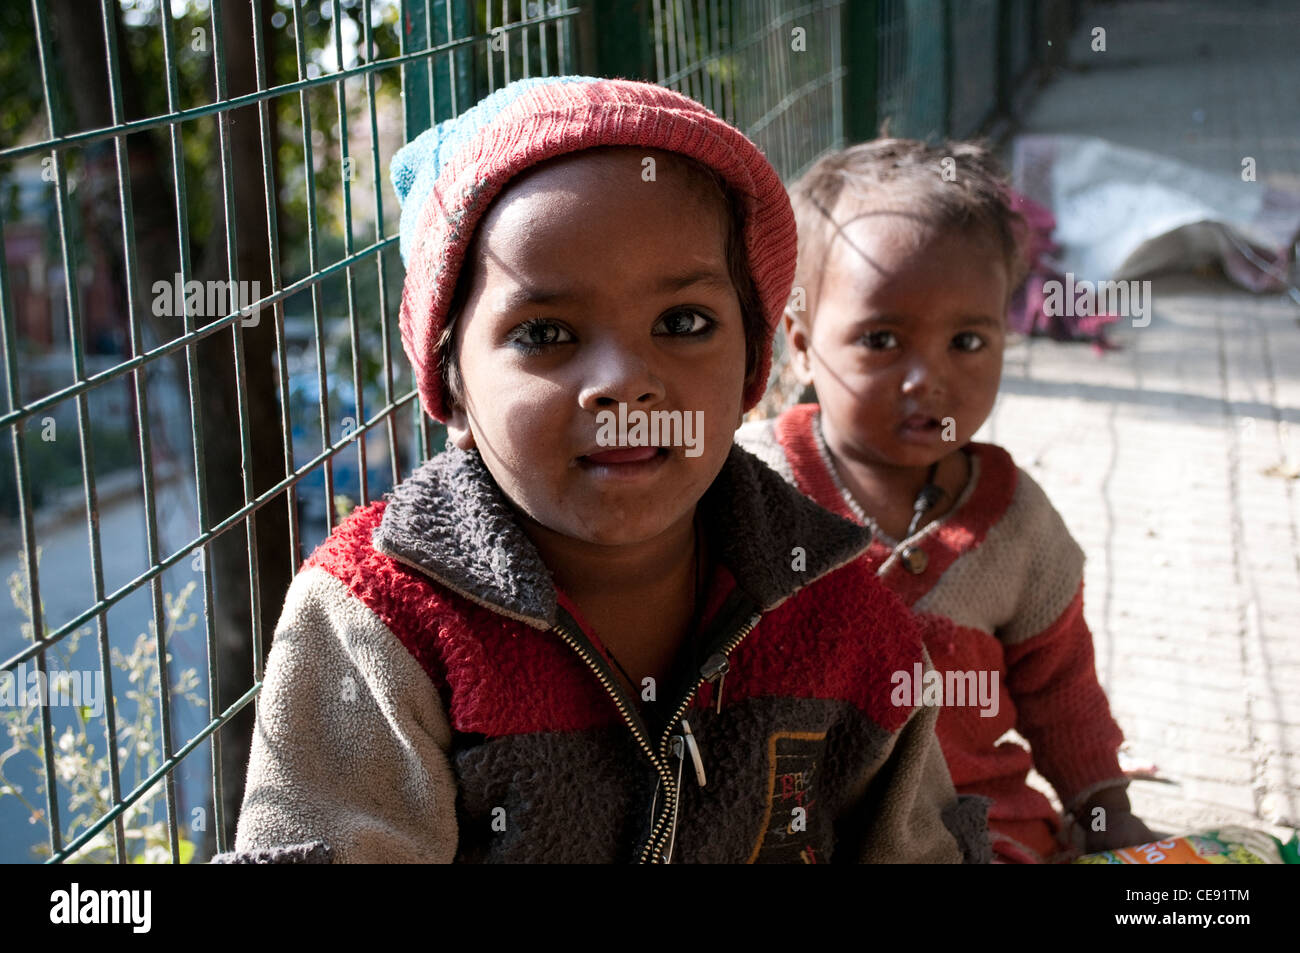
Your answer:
(222, 82), (989, 864)
(738, 139), (1155, 863)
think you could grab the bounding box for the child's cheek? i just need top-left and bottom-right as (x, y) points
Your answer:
(468, 383), (566, 465)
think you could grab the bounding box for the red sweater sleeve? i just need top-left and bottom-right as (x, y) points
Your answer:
(1002, 584), (1128, 811)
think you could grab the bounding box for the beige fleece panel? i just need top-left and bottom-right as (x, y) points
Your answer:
(235, 566), (459, 863)
(735, 418), (795, 485)
(914, 466), (1085, 647)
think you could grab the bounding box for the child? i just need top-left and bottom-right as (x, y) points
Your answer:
(737, 139), (1156, 864)
(222, 79), (989, 863)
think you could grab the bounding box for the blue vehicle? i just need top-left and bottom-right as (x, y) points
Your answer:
(285, 347), (397, 530)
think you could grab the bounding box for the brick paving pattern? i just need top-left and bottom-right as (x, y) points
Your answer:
(983, 0), (1300, 841)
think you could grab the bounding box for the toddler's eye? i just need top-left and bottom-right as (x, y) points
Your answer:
(654, 309), (714, 336)
(507, 319), (573, 352)
(952, 332), (985, 352)
(861, 330), (900, 350)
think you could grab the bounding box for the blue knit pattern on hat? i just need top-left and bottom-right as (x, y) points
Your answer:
(390, 75), (604, 267)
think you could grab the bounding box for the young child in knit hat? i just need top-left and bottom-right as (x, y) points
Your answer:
(222, 78), (990, 864)
(737, 139), (1157, 864)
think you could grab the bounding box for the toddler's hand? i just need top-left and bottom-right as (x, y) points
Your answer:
(1083, 810), (1160, 852)
(1076, 786), (1162, 852)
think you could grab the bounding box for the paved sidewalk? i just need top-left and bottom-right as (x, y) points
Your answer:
(983, 0), (1300, 841)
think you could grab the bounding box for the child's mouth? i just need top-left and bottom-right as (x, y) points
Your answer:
(577, 446), (670, 474)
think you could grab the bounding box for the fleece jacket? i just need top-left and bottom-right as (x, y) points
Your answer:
(220, 442), (991, 863)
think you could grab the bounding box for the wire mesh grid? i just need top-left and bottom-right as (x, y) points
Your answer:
(948, 0), (999, 138)
(0, 0), (577, 864)
(876, 0), (946, 142)
(650, 0), (846, 417)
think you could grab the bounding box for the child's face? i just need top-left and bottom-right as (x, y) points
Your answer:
(793, 214), (1007, 470)
(446, 148), (748, 547)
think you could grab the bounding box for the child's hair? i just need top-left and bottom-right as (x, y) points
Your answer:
(786, 139), (1027, 325)
(437, 149), (766, 413)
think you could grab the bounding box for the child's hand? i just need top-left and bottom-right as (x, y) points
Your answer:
(1077, 787), (1162, 852)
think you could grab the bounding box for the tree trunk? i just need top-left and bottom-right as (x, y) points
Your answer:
(203, 0), (291, 857)
(47, 0), (290, 859)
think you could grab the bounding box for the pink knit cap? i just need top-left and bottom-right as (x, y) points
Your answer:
(391, 76), (797, 423)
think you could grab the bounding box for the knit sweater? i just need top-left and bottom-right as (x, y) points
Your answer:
(223, 441), (991, 864)
(736, 404), (1129, 862)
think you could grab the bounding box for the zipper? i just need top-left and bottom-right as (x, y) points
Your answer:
(549, 611), (675, 805)
(640, 610), (762, 863)
(700, 652), (730, 714)
(550, 603), (761, 864)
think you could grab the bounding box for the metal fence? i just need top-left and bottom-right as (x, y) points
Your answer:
(1, 0), (1075, 863)
(0, 0), (581, 865)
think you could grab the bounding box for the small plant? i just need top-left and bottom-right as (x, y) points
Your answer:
(0, 546), (206, 863)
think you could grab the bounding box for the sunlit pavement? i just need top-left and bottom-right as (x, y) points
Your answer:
(982, 0), (1300, 841)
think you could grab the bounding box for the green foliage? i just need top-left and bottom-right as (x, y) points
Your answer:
(0, 3), (46, 152)
(0, 546), (206, 863)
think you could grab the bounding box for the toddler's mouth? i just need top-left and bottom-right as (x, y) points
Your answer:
(898, 413), (950, 445)
(900, 413), (942, 432)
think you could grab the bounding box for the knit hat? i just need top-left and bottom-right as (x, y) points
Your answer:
(390, 75), (797, 423)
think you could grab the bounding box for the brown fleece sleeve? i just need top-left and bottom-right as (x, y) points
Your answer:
(853, 696), (991, 863)
(225, 566), (459, 863)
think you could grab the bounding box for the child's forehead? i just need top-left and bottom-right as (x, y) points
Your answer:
(827, 204), (1001, 280)
(470, 152), (730, 283)
(809, 201), (1010, 321)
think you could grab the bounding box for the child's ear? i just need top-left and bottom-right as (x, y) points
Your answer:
(783, 308), (815, 386)
(445, 405), (477, 451)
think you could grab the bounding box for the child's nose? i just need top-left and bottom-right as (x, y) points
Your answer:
(577, 340), (666, 412)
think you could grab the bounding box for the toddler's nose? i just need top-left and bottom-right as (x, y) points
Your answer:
(900, 356), (946, 398)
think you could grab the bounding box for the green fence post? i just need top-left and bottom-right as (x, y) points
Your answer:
(575, 0), (653, 81)
(843, 0), (878, 143)
(996, 0), (1012, 119)
(401, 0), (431, 137)
(940, 0), (953, 137)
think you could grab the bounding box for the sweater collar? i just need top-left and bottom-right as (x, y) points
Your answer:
(371, 441), (873, 629)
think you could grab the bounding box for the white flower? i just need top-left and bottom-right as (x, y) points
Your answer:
(58, 728), (75, 753)
(55, 753), (79, 783)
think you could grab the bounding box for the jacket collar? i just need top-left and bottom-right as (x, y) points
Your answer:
(371, 442), (873, 629)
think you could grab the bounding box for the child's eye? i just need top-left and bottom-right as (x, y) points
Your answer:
(952, 332), (985, 352)
(654, 309), (714, 336)
(861, 330), (900, 350)
(506, 318), (573, 353)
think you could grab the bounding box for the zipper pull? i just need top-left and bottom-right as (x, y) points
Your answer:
(679, 718), (707, 788)
(700, 652), (730, 714)
(663, 736), (686, 863)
